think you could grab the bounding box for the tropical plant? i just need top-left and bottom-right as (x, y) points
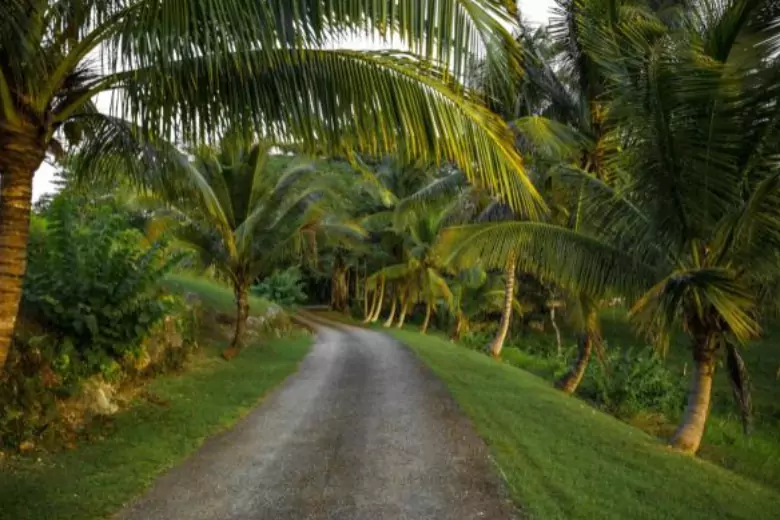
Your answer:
(149, 139), (329, 351)
(580, 346), (686, 419)
(251, 267), (307, 308)
(448, 0), (780, 454)
(0, 0), (544, 372)
(21, 196), (179, 380)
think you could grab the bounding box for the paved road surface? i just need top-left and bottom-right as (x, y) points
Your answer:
(120, 325), (517, 520)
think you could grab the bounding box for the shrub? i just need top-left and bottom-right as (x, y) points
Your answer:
(251, 267), (307, 307)
(459, 330), (493, 351)
(579, 346), (686, 418)
(21, 197), (181, 383)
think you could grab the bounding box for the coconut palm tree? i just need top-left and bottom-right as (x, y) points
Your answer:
(581, 0), (780, 453)
(150, 139), (334, 352)
(449, 0), (780, 454)
(0, 0), (545, 372)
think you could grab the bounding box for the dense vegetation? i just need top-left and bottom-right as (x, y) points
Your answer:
(1, 0), (780, 518)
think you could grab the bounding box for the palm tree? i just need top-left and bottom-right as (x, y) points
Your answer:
(450, 0), (780, 453)
(580, 0), (780, 453)
(0, 0), (545, 372)
(151, 139), (329, 352)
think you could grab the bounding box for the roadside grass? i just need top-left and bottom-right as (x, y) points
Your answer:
(388, 328), (780, 520)
(0, 276), (311, 520)
(501, 307), (780, 491)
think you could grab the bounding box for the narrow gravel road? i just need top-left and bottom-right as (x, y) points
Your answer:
(120, 325), (517, 520)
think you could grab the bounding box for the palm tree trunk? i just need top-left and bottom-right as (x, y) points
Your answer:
(222, 286), (249, 360)
(396, 297), (410, 328)
(451, 313), (464, 341)
(420, 302), (432, 333)
(0, 132), (44, 372)
(364, 282), (378, 323)
(370, 277), (386, 322)
(362, 277), (371, 320)
(383, 297), (397, 327)
(488, 254), (516, 358)
(551, 307), (562, 357)
(556, 333), (593, 394)
(671, 347), (716, 454)
(331, 262), (348, 312)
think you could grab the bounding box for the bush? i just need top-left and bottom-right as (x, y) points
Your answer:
(579, 346), (686, 418)
(21, 197), (181, 384)
(251, 267), (307, 307)
(459, 330), (493, 351)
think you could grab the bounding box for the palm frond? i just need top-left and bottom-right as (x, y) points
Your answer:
(441, 221), (656, 299)
(121, 48), (544, 216)
(725, 339), (753, 435)
(630, 267), (759, 349)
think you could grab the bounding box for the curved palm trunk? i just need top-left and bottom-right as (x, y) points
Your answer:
(369, 277), (386, 322)
(420, 302), (432, 334)
(451, 313), (464, 341)
(556, 333), (593, 394)
(488, 254), (516, 358)
(364, 285), (378, 323)
(383, 297), (397, 327)
(0, 132), (44, 372)
(671, 347), (716, 454)
(550, 307), (563, 357)
(396, 297), (410, 328)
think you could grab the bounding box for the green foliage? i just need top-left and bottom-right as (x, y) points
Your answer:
(251, 268), (307, 307)
(580, 347), (686, 419)
(22, 198), (181, 381)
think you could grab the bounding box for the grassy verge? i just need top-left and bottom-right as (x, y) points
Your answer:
(388, 328), (780, 520)
(493, 308), (780, 491)
(161, 272), (269, 315)
(0, 277), (311, 520)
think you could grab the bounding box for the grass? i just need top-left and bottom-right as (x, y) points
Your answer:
(388, 328), (780, 520)
(0, 276), (311, 520)
(161, 272), (270, 315)
(599, 308), (780, 490)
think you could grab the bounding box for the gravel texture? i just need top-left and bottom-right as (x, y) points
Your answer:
(119, 325), (518, 520)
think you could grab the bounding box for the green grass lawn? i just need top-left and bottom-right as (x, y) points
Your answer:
(388, 328), (780, 520)
(161, 272), (269, 315)
(0, 276), (311, 520)
(498, 307), (780, 491)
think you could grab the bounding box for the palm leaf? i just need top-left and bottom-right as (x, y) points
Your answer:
(441, 221), (656, 299)
(122, 48), (544, 216)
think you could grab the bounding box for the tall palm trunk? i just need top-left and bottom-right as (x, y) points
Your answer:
(556, 333), (593, 394)
(420, 302), (432, 334)
(362, 276), (371, 320)
(0, 128), (45, 372)
(330, 261), (348, 312)
(364, 282), (379, 323)
(229, 284), (250, 351)
(369, 276), (386, 322)
(488, 253), (516, 358)
(671, 343), (716, 453)
(396, 296), (410, 328)
(383, 297), (397, 327)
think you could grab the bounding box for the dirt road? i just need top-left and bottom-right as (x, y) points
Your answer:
(120, 325), (517, 519)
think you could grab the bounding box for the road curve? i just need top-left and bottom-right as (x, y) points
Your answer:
(119, 325), (518, 520)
